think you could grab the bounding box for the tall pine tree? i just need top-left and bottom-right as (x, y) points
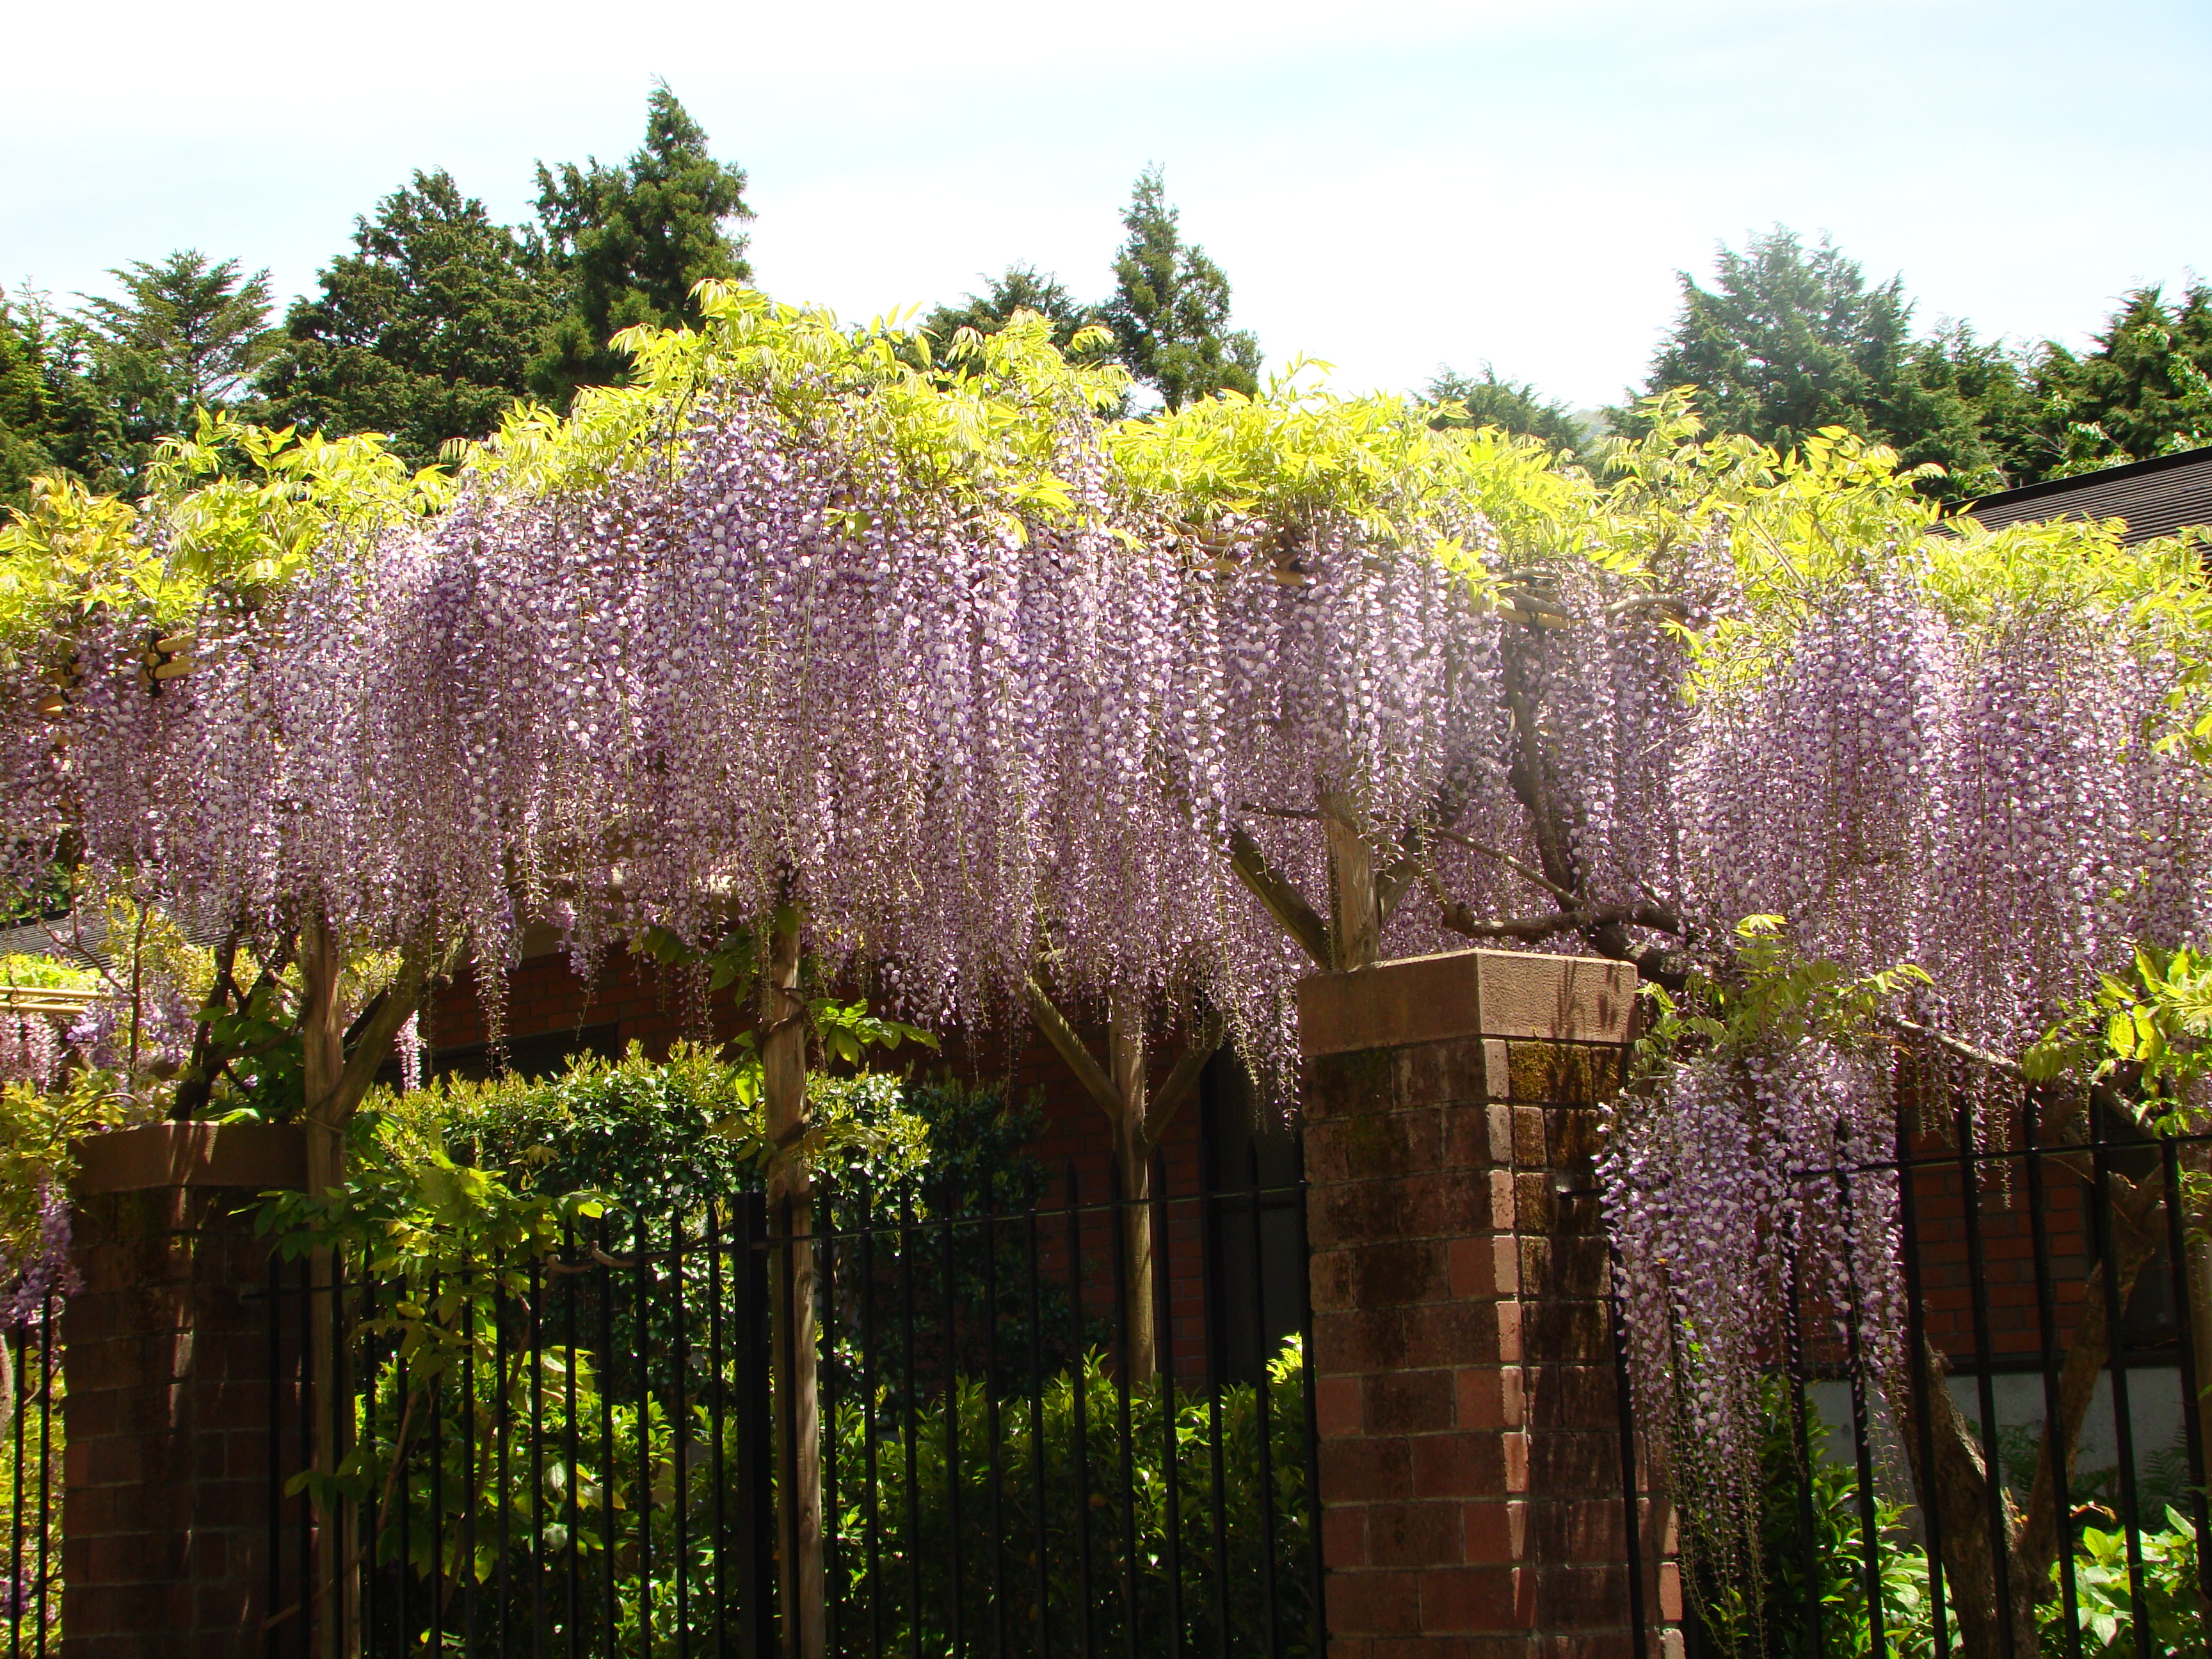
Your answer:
(529, 85), (753, 407)
(1424, 365), (1587, 457)
(0, 289), (127, 506)
(80, 252), (278, 410)
(261, 171), (559, 470)
(1102, 168), (1261, 412)
(924, 264), (1101, 357)
(76, 252), (278, 490)
(0, 295), (61, 508)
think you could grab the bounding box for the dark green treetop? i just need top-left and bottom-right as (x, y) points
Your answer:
(924, 264), (1101, 357)
(1903, 319), (2042, 490)
(528, 84), (754, 408)
(2029, 284), (2212, 478)
(1617, 227), (2029, 497)
(1423, 365), (1587, 458)
(260, 170), (560, 470)
(68, 252), (277, 493)
(0, 289), (134, 504)
(1102, 166), (1262, 412)
(80, 250), (279, 409)
(0, 295), (66, 507)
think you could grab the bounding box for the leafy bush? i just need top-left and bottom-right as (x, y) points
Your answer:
(2055, 1509), (2203, 1654)
(1687, 1386), (2208, 1658)
(1686, 1383), (1937, 1658)
(828, 1342), (1317, 1659)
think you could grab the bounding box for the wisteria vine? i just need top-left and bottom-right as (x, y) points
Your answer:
(3, 312), (2207, 1585)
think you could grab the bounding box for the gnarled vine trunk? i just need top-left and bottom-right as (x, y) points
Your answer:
(298, 917), (447, 1659)
(1022, 979), (1221, 1379)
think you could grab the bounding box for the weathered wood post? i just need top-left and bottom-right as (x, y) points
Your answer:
(61, 1121), (304, 1659)
(1297, 947), (1678, 1659)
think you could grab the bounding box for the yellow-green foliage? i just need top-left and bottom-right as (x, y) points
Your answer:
(9, 295), (2204, 748)
(0, 954), (95, 992)
(1107, 360), (1574, 557)
(0, 408), (450, 669)
(0, 1070), (133, 1266)
(470, 286), (1128, 528)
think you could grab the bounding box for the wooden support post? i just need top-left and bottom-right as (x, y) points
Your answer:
(760, 910), (823, 1659)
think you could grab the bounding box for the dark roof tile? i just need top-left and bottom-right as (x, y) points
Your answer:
(1963, 446), (2212, 545)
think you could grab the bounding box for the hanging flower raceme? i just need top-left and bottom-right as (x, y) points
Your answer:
(0, 1014), (59, 1094)
(0, 1183), (80, 1326)
(1546, 499), (2211, 1612)
(1601, 1026), (1903, 1594)
(0, 321), (1520, 1087)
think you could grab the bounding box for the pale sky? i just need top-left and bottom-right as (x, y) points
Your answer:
(6, 0), (2207, 411)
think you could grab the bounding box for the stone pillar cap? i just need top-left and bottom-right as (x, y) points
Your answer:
(1297, 947), (1637, 1057)
(68, 1120), (307, 1196)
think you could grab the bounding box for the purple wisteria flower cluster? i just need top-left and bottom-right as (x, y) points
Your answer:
(0, 380), (1512, 1082)
(1537, 550), (2209, 1584)
(0, 1183), (79, 1327)
(0, 1014), (59, 1094)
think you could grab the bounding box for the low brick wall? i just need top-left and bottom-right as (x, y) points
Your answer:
(1298, 949), (1676, 1659)
(63, 1123), (303, 1659)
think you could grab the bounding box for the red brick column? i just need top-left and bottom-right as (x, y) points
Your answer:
(62, 1123), (305, 1659)
(1298, 949), (1676, 1659)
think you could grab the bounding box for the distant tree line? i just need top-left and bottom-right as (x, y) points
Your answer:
(2, 84), (755, 497)
(1425, 228), (2212, 492)
(5, 100), (2208, 508)
(1606, 226), (2212, 495)
(0, 95), (1265, 507)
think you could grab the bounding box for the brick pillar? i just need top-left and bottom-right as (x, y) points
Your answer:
(1298, 948), (1676, 1659)
(62, 1123), (305, 1659)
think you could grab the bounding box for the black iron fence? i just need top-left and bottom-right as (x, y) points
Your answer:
(12, 1096), (2203, 1657)
(1622, 1105), (2212, 1658)
(262, 1162), (1325, 1658)
(2, 1302), (58, 1656)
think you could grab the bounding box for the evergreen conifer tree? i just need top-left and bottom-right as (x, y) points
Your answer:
(70, 252), (276, 489)
(528, 85), (753, 407)
(1424, 365), (1588, 457)
(0, 298), (60, 507)
(2030, 284), (2212, 477)
(261, 171), (559, 469)
(1619, 227), (2014, 493)
(1102, 167), (1261, 411)
(924, 264), (1100, 357)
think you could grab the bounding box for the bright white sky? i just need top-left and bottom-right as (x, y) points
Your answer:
(6, 0), (2207, 410)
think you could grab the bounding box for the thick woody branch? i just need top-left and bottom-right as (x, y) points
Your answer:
(1879, 1013), (2026, 1083)
(1498, 650), (1585, 902)
(1318, 786), (1381, 970)
(317, 936), (460, 1132)
(1226, 823), (1333, 968)
(1437, 900), (1685, 945)
(1428, 826), (1576, 904)
(2016, 1169), (2164, 1589)
(1377, 758), (1484, 926)
(1023, 975), (1125, 1123)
